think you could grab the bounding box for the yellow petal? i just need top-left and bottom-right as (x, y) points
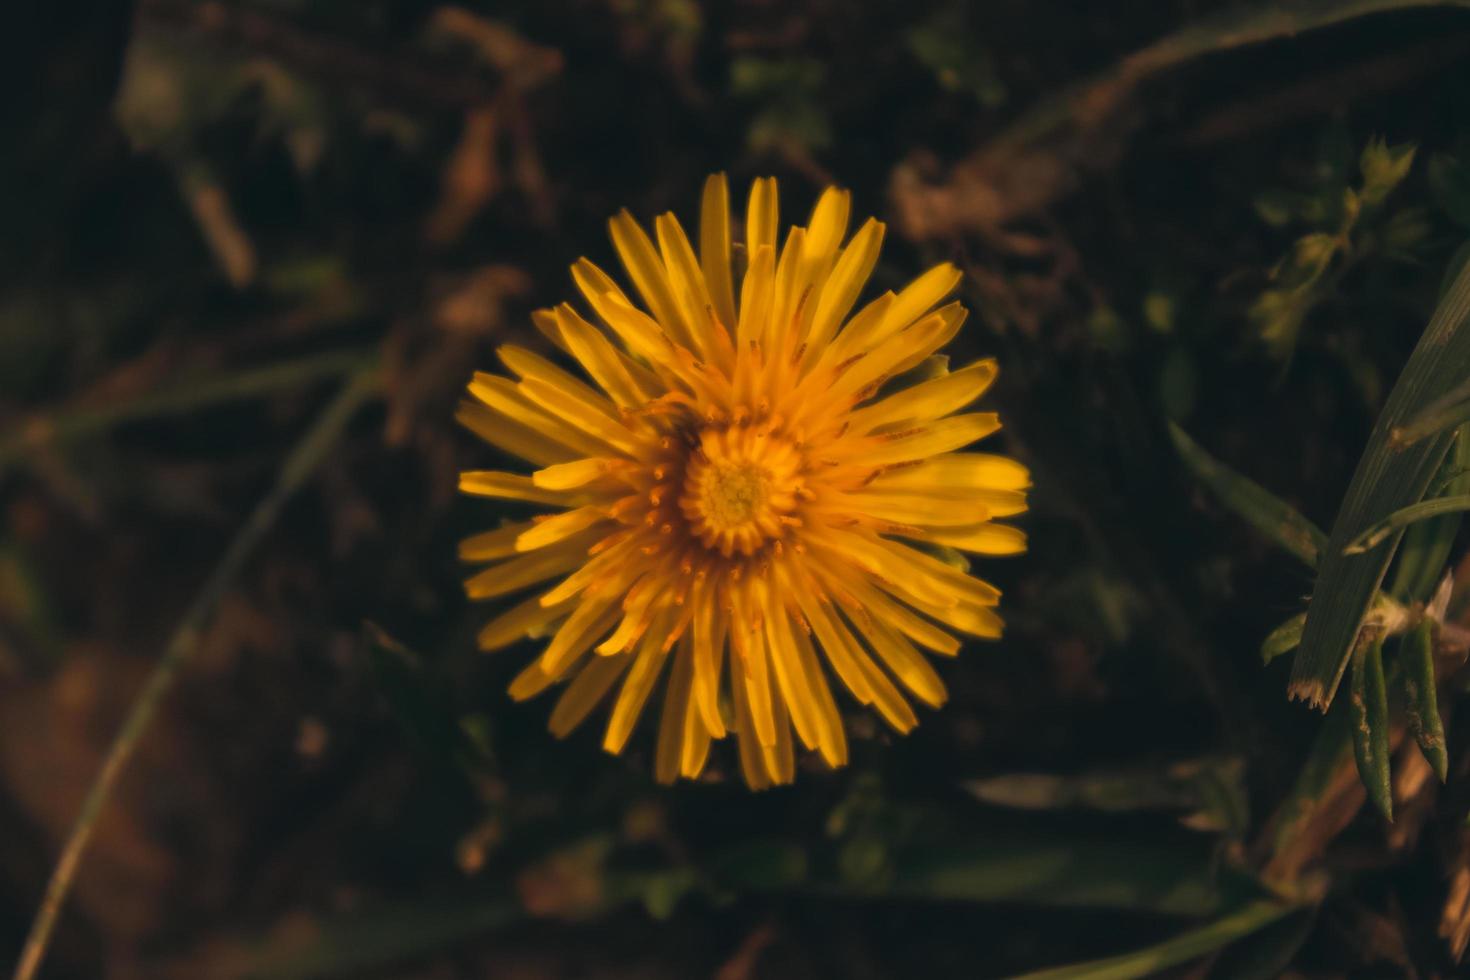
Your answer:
(532, 457), (621, 491)
(700, 173), (737, 332)
(549, 650), (630, 737)
(604, 622), (674, 755)
(804, 218), (884, 360)
(804, 186), (851, 266)
(878, 263), (963, 343)
(517, 377), (644, 457)
(871, 534), (1002, 606)
(468, 374), (610, 458)
(736, 244), (776, 347)
(464, 537), (600, 600)
(552, 304), (656, 408)
(820, 598), (916, 733)
(679, 681), (713, 779)
(730, 583), (777, 747)
(530, 308), (573, 356)
(758, 688), (796, 785)
(730, 651), (771, 790)
(764, 597), (821, 752)
(517, 507), (609, 551)
(655, 211), (719, 361)
(460, 470), (581, 506)
(924, 522), (1028, 555)
(832, 304), (967, 400)
(745, 176), (779, 258)
(872, 452), (1032, 492)
(848, 358), (997, 433)
(477, 592), (572, 651)
(767, 225), (808, 347)
(789, 619), (847, 767)
(459, 520), (538, 562)
(654, 636), (697, 783)
(609, 209), (693, 350)
(814, 563), (959, 656)
(457, 401), (574, 468)
(854, 413), (1001, 466)
(499, 344), (620, 419)
(855, 618), (946, 708)
(842, 492), (989, 527)
(541, 594), (622, 676)
(691, 583), (728, 737)
(791, 586), (874, 705)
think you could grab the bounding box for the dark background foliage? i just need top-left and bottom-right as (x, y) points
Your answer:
(4, 1), (1470, 977)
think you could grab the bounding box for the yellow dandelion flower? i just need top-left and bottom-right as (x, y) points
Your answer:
(459, 175), (1028, 788)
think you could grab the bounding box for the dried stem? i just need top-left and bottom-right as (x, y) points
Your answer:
(10, 366), (379, 980)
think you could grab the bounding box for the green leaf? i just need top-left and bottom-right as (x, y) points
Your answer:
(1205, 907), (1317, 980)
(1348, 636), (1393, 821)
(1248, 288), (1310, 359)
(1391, 374), (1470, 450)
(1168, 423), (1327, 568)
(1261, 613), (1307, 665)
(1390, 425), (1470, 601)
(1003, 900), (1297, 980)
(883, 830), (1237, 916)
(1290, 254), (1470, 708)
(964, 758), (1248, 834)
(1402, 618), (1448, 782)
(1344, 493), (1470, 554)
(1358, 138), (1416, 208)
(1289, 232), (1338, 273)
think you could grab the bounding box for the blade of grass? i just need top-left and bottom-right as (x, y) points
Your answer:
(881, 831), (1235, 916)
(1168, 422), (1326, 568)
(1348, 635), (1393, 820)
(1002, 899), (1297, 980)
(1207, 907), (1317, 980)
(10, 364), (379, 980)
(1291, 255), (1470, 708)
(1345, 494), (1470, 554)
(1262, 612), (1308, 665)
(1402, 618), (1449, 781)
(1388, 425), (1470, 601)
(1390, 373), (1470, 449)
(0, 346), (376, 469)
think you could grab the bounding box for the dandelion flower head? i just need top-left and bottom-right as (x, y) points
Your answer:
(459, 175), (1028, 788)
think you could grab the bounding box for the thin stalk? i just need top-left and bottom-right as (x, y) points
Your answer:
(0, 347), (375, 469)
(11, 366), (379, 980)
(1002, 900), (1298, 980)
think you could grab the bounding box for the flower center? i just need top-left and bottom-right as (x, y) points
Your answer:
(680, 425), (802, 557)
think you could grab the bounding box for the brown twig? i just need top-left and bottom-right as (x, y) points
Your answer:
(137, 0), (558, 109)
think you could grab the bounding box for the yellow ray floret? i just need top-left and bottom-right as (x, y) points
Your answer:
(458, 174), (1029, 788)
